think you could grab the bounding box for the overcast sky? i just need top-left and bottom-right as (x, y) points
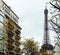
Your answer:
(4, 0), (55, 46)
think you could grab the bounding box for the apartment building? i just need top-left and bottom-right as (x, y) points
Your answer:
(0, 0), (21, 55)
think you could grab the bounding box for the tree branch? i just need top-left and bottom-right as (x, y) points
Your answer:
(49, 2), (60, 10)
(50, 19), (60, 28)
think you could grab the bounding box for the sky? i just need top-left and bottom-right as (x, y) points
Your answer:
(3, 0), (55, 46)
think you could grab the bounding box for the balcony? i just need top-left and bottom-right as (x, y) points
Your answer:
(16, 53), (21, 55)
(8, 23), (14, 30)
(7, 52), (14, 55)
(15, 48), (21, 53)
(15, 29), (21, 34)
(8, 26), (14, 31)
(15, 42), (21, 46)
(8, 31), (14, 43)
(7, 45), (14, 50)
(8, 37), (14, 43)
(8, 31), (14, 37)
(0, 52), (4, 55)
(15, 34), (21, 40)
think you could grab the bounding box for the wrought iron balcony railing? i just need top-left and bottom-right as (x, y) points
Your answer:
(7, 45), (14, 50)
(15, 29), (21, 34)
(15, 34), (21, 40)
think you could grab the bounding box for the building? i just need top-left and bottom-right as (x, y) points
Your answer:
(0, 0), (21, 55)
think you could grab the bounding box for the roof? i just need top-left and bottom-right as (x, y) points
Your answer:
(41, 43), (54, 50)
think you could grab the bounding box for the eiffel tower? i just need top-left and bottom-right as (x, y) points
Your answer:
(40, 6), (54, 55)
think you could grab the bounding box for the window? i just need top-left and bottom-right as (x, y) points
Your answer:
(0, 35), (3, 40)
(0, 43), (4, 51)
(0, 23), (3, 29)
(0, 30), (3, 36)
(0, 15), (4, 22)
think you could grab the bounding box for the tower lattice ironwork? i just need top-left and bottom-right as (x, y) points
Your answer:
(41, 6), (54, 50)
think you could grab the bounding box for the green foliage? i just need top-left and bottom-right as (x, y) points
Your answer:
(22, 38), (39, 55)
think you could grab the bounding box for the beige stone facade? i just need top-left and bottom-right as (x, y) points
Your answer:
(0, 0), (21, 55)
(40, 49), (53, 55)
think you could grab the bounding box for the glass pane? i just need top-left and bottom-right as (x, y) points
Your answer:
(0, 35), (3, 40)
(0, 15), (3, 22)
(0, 44), (4, 51)
(0, 23), (3, 29)
(0, 30), (3, 36)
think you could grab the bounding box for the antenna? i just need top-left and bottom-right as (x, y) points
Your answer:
(45, 2), (48, 9)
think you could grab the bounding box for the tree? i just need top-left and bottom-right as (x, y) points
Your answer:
(22, 38), (39, 55)
(49, 0), (60, 52)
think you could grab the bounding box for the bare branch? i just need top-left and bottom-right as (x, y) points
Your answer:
(49, 2), (60, 10)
